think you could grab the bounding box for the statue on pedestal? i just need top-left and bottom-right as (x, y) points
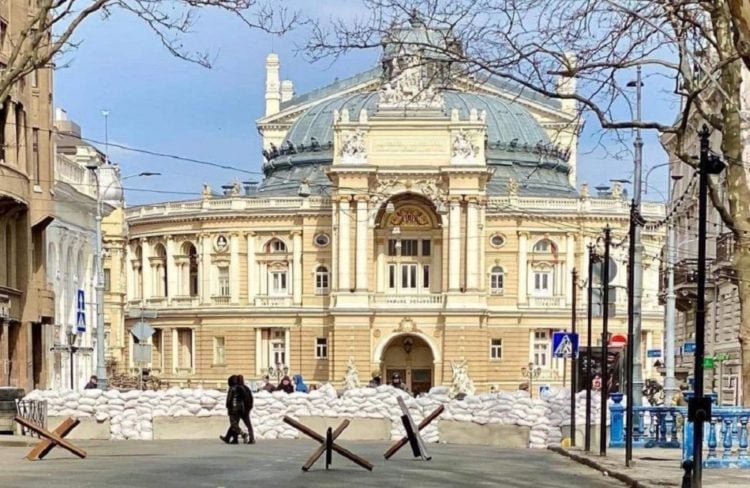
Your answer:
(449, 359), (476, 399)
(343, 357), (360, 390)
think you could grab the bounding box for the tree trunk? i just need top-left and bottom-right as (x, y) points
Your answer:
(729, 0), (750, 70)
(716, 5), (750, 407)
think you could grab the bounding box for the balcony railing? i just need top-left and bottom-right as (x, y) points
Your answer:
(254, 296), (293, 307)
(172, 296), (199, 307)
(524, 296), (566, 308)
(211, 295), (231, 305)
(370, 294), (444, 307)
(146, 296), (167, 307)
(716, 232), (735, 264)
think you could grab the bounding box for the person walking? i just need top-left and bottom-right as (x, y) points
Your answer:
(220, 375), (247, 444)
(238, 375), (255, 444)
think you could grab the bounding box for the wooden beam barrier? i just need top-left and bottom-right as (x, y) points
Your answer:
(384, 403), (445, 460)
(282, 416), (374, 472)
(14, 416), (87, 461)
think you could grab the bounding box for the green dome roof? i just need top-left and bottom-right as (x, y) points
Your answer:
(258, 89), (575, 197)
(280, 90), (561, 163)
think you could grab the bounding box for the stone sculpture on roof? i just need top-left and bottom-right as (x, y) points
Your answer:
(451, 130), (479, 163)
(340, 130), (367, 164)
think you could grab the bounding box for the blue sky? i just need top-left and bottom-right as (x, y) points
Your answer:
(55, 4), (672, 206)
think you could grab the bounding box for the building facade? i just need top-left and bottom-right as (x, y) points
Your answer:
(46, 110), (120, 389)
(0, 1), (55, 391)
(121, 20), (666, 392)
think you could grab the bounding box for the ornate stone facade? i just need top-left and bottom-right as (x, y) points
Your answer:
(119, 20), (666, 393)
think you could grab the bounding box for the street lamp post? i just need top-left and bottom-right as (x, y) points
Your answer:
(66, 327), (78, 389)
(87, 166), (160, 390)
(626, 67), (645, 407)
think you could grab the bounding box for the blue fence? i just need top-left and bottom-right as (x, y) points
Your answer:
(607, 392), (750, 469)
(609, 393), (686, 449)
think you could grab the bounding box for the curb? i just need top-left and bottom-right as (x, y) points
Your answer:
(0, 435), (38, 447)
(548, 446), (652, 488)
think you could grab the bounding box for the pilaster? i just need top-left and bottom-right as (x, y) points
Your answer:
(518, 232), (528, 304)
(230, 233), (240, 304)
(292, 231), (302, 305)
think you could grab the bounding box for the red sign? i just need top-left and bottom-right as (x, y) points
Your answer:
(609, 333), (627, 347)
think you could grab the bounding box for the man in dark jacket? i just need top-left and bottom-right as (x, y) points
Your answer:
(220, 375), (246, 444)
(238, 375), (255, 444)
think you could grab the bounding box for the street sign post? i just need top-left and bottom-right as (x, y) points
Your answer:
(552, 332), (579, 359)
(683, 342), (697, 355)
(76, 289), (86, 333)
(703, 357), (715, 369)
(647, 349), (662, 358)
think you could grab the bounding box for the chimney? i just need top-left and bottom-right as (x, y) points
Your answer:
(281, 80), (294, 103)
(265, 53), (281, 116)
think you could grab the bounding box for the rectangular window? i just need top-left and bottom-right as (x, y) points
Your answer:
(272, 340), (286, 367)
(388, 264), (396, 289)
(534, 331), (549, 367)
(315, 268), (329, 293)
(533, 271), (551, 295)
(423, 264), (430, 289)
(491, 272), (504, 293)
(490, 339), (503, 360)
(218, 267), (230, 296)
(315, 337), (328, 359)
(401, 239), (418, 257)
(103, 268), (111, 292)
(271, 271), (288, 295)
(401, 263), (417, 289)
(177, 329), (193, 370)
(388, 239), (398, 256)
(32, 128), (39, 184)
(30, 70), (38, 88)
(152, 329), (162, 369)
(213, 336), (226, 365)
(421, 239), (431, 257)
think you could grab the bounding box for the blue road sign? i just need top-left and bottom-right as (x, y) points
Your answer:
(683, 342), (696, 354)
(552, 331), (579, 359)
(76, 289), (85, 333)
(647, 349), (662, 358)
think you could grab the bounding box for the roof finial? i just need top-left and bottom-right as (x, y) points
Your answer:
(409, 8), (423, 27)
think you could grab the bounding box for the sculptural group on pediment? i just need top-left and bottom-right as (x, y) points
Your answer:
(340, 130), (367, 164)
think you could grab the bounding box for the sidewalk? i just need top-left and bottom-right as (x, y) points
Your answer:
(0, 434), (37, 447)
(550, 446), (750, 487)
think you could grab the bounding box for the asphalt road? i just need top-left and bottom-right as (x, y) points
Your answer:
(0, 439), (625, 488)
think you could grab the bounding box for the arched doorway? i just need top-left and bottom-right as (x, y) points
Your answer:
(381, 334), (434, 395)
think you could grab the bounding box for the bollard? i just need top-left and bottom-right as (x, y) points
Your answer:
(681, 459), (694, 488)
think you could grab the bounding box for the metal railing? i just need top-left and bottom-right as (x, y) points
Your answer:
(14, 399), (47, 438)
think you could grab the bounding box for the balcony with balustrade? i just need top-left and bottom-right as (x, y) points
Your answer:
(521, 295), (567, 309)
(254, 296), (293, 307)
(369, 293), (444, 309)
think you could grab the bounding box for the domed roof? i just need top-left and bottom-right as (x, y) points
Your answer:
(280, 90), (560, 165)
(258, 89), (575, 198)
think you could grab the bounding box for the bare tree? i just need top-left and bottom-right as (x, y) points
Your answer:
(0, 0), (298, 102)
(305, 0), (750, 405)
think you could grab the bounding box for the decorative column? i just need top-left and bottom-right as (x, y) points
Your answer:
(292, 231), (302, 304)
(141, 238), (152, 299)
(518, 233), (528, 304)
(284, 328), (291, 368)
(125, 243), (134, 300)
(566, 233), (576, 305)
(247, 233), (256, 304)
(465, 198), (479, 290)
(356, 197), (369, 292)
(166, 237), (177, 300)
(338, 197), (351, 291)
(230, 233), (240, 304)
(376, 242), (385, 292)
(255, 328), (263, 376)
(200, 234), (211, 303)
(448, 198), (461, 291)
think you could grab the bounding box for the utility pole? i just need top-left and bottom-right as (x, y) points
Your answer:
(626, 200), (645, 466)
(600, 226), (611, 457)
(691, 125), (725, 488)
(627, 66), (645, 407)
(664, 174), (682, 406)
(93, 109), (110, 390)
(585, 244), (595, 452)
(570, 268), (578, 448)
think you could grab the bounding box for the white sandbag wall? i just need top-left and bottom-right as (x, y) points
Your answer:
(23, 385), (603, 447)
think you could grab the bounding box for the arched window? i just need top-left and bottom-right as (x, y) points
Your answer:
(266, 238), (287, 253)
(185, 243), (199, 297)
(490, 266), (504, 295)
(533, 239), (557, 253)
(154, 243), (168, 297)
(315, 265), (329, 294)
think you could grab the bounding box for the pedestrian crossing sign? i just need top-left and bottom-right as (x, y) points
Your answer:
(552, 332), (579, 359)
(76, 311), (86, 334)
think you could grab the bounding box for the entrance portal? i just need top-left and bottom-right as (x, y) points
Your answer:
(381, 334), (433, 395)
